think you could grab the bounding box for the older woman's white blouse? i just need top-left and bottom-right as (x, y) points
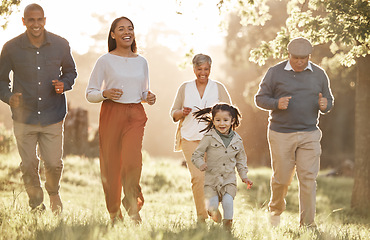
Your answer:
(86, 53), (149, 103)
(181, 79), (220, 141)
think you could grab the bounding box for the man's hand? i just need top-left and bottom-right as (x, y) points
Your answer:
(318, 93), (328, 111)
(278, 96), (292, 110)
(52, 80), (64, 94)
(9, 93), (22, 108)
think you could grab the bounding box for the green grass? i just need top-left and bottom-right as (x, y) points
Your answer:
(0, 151), (369, 240)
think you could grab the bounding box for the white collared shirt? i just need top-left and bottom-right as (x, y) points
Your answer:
(284, 61), (313, 72)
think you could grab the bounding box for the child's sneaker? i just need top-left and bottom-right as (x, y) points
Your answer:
(222, 219), (233, 231)
(270, 214), (280, 227)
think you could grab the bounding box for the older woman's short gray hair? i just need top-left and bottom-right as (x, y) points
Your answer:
(192, 54), (212, 67)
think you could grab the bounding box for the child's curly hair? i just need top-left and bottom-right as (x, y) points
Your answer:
(193, 103), (242, 133)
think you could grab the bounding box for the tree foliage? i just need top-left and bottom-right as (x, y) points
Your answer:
(219, 0), (370, 66)
(0, 0), (21, 29)
(246, 0), (369, 66)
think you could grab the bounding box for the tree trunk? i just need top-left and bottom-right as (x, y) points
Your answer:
(351, 54), (370, 213)
(64, 107), (89, 156)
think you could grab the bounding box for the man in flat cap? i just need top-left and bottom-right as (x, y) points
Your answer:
(254, 37), (334, 227)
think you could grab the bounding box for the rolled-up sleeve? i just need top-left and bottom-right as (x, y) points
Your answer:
(170, 83), (186, 122)
(59, 43), (77, 91)
(0, 44), (13, 105)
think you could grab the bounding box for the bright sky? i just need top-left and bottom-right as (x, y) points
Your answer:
(0, 0), (226, 55)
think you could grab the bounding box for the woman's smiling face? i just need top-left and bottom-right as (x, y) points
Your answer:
(111, 18), (135, 49)
(193, 62), (211, 84)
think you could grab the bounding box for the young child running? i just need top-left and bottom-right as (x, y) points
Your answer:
(191, 103), (253, 231)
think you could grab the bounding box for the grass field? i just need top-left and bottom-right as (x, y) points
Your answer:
(0, 151), (369, 240)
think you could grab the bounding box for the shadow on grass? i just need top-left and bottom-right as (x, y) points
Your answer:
(151, 224), (238, 240)
(34, 221), (238, 240)
(34, 221), (109, 240)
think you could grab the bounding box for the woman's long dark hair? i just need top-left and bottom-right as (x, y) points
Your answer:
(193, 103), (241, 133)
(108, 16), (137, 53)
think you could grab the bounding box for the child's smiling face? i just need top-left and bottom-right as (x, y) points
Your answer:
(213, 110), (234, 134)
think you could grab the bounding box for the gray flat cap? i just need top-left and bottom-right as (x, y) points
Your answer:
(287, 37), (312, 56)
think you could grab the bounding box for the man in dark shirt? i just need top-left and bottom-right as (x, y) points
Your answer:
(255, 37), (334, 227)
(0, 3), (77, 214)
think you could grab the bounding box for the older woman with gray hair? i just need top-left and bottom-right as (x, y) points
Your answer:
(170, 53), (232, 222)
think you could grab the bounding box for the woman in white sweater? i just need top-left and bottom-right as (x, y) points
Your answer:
(86, 16), (156, 224)
(170, 54), (231, 222)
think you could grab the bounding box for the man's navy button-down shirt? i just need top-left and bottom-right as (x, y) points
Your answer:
(0, 31), (77, 126)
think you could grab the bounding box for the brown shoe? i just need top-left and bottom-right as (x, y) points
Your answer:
(50, 194), (63, 215)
